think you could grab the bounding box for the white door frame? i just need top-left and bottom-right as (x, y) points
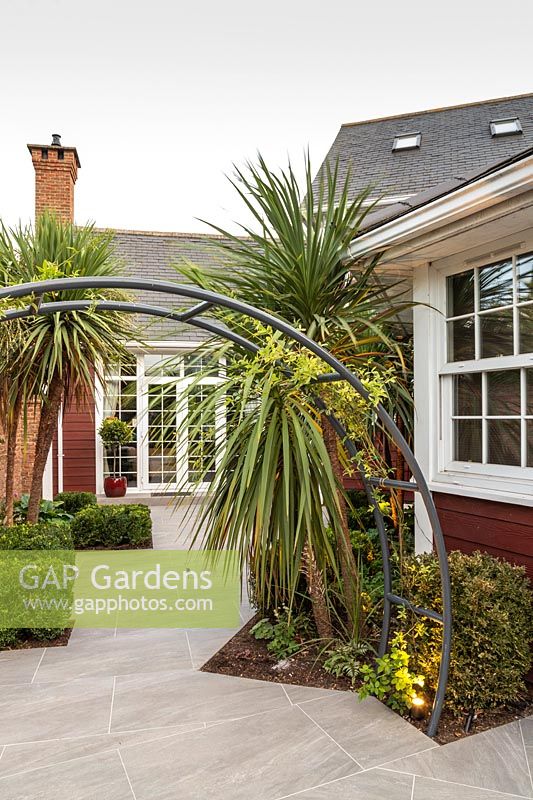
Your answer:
(95, 343), (223, 495)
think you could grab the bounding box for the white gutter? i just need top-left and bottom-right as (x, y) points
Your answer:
(57, 404), (64, 494)
(42, 449), (54, 500)
(348, 153), (533, 258)
(42, 405), (63, 498)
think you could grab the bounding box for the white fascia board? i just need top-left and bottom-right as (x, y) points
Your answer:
(348, 154), (533, 259)
(126, 340), (205, 351)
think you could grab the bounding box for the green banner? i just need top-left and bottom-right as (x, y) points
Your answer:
(0, 550), (240, 629)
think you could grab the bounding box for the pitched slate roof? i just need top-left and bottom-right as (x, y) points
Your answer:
(359, 143), (533, 234)
(110, 229), (233, 341)
(316, 93), (533, 204)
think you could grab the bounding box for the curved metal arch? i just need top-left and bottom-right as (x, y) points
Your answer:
(0, 277), (451, 737)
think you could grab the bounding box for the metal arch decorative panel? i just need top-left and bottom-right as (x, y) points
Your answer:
(0, 277), (452, 736)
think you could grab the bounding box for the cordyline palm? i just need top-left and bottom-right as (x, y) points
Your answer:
(0, 214), (138, 523)
(178, 154), (413, 635)
(176, 340), (347, 638)
(0, 320), (30, 524)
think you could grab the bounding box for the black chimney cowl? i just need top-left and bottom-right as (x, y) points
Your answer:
(51, 134), (61, 147)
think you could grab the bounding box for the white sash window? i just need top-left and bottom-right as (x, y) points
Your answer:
(413, 239), (533, 508)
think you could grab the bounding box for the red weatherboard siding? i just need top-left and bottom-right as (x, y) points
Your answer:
(61, 398), (96, 493)
(434, 492), (533, 581)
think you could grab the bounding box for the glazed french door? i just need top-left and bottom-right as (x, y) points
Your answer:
(145, 382), (183, 488)
(137, 353), (221, 492)
(101, 352), (222, 493)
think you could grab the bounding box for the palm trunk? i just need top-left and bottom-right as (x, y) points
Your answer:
(26, 373), (63, 524)
(321, 414), (361, 634)
(303, 541), (333, 640)
(4, 391), (23, 525)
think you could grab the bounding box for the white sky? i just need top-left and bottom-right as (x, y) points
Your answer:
(1, 0), (532, 235)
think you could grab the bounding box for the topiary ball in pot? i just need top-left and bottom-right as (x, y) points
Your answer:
(98, 417), (134, 498)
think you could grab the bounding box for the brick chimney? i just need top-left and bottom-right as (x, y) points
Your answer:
(27, 134), (81, 221)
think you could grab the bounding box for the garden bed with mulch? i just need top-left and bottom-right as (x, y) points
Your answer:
(202, 616), (354, 692)
(201, 615), (533, 745)
(1, 628), (72, 652)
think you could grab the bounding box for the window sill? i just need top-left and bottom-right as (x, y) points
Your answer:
(428, 475), (533, 507)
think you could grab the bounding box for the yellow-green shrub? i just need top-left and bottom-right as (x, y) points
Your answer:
(403, 550), (532, 713)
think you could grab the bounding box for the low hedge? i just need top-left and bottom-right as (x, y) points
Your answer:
(0, 522), (73, 550)
(0, 522), (73, 649)
(402, 550), (533, 714)
(70, 504), (152, 549)
(54, 491), (97, 516)
(0, 626), (66, 649)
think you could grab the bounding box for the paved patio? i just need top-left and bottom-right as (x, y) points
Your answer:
(0, 498), (532, 799)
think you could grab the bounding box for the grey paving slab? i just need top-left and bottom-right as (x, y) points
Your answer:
(112, 626), (191, 642)
(298, 692), (434, 769)
(521, 716), (533, 745)
(413, 774), (529, 800)
(0, 647), (46, 685)
(110, 668), (291, 731)
(385, 720), (533, 798)
(0, 677), (114, 745)
(68, 627), (116, 644)
(282, 683), (340, 705)
(0, 750), (133, 800)
(527, 748), (533, 784)
(240, 604), (256, 623)
(152, 531), (186, 550)
(281, 768), (413, 799)
(120, 705), (359, 800)
(150, 498), (201, 550)
(523, 718), (533, 783)
(185, 628), (239, 667)
(34, 628), (192, 681)
(0, 724), (204, 778)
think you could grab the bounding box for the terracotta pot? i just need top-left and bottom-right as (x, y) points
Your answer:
(104, 476), (127, 498)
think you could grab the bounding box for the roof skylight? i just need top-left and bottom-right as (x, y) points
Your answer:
(490, 117), (522, 137)
(392, 132), (421, 152)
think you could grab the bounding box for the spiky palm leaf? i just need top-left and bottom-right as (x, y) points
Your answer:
(182, 153), (411, 356)
(177, 353), (345, 631)
(0, 213), (140, 521)
(173, 155), (414, 631)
